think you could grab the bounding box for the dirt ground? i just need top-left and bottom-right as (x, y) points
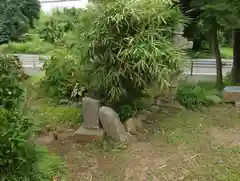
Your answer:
(37, 105), (240, 181)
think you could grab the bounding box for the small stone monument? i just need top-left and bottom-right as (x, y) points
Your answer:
(173, 23), (193, 49)
(82, 97), (101, 129)
(224, 86), (240, 107)
(74, 97), (104, 143)
(99, 106), (128, 141)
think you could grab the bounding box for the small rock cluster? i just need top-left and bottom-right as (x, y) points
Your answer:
(74, 97), (144, 143)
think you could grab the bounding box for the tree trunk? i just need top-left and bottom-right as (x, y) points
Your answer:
(210, 27), (223, 87)
(192, 38), (202, 52)
(231, 29), (240, 85)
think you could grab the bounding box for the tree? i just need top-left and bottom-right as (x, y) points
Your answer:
(38, 8), (82, 45)
(0, 0), (41, 43)
(231, 29), (240, 85)
(180, 0), (240, 87)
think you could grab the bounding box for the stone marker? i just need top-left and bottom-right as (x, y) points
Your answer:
(99, 106), (128, 141)
(74, 97), (104, 143)
(74, 126), (104, 143)
(223, 86), (240, 102)
(82, 97), (100, 129)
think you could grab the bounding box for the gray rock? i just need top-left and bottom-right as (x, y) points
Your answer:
(59, 99), (69, 105)
(99, 106), (128, 141)
(82, 97), (100, 129)
(74, 126), (105, 143)
(205, 95), (222, 104)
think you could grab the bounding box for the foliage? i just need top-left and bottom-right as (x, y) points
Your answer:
(191, 0), (240, 30)
(187, 47), (233, 58)
(38, 8), (82, 45)
(0, 34), (55, 54)
(30, 104), (83, 132)
(224, 72), (233, 86)
(0, 0), (40, 43)
(73, 0), (185, 107)
(42, 49), (85, 98)
(176, 84), (211, 110)
(0, 108), (36, 176)
(0, 55), (24, 109)
(1, 145), (67, 181)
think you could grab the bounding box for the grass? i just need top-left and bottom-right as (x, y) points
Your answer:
(0, 39), (55, 55)
(23, 73), (82, 133)
(220, 47), (233, 58)
(24, 74), (240, 181)
(1, 146), (67, 181)
(188, 47), (233, 59)
(42, 105), (240, 181)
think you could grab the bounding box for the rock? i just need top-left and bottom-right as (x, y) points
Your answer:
(150, 105), (159, 113)
(154, 97), (184, 109)
(205, 95), (222, 104)
(124, 117), (143, 135)
(59, 99), (69, 105)
(68, 101), (81, 107)
(137, 110), (151, 121)
(99, 106), (128, 141)
(73, 126), (105, 143)
(82, 97), (100, 129)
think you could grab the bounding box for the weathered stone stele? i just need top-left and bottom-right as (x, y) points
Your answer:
(74, 97), (104, 143)
(99, 106), (128, 141)
(82, 97), (100, 129)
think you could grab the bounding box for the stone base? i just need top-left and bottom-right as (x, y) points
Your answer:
(73, 126), (105, 143)
(224, 86), (240, 102)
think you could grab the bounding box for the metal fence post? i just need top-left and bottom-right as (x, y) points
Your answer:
(190, 60), (193, 76)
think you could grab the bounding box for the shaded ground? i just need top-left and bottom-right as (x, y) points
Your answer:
(37, 105), (240, 181)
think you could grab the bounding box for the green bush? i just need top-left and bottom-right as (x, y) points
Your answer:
(176, 85), (211, 110)
(0, 55), (24, 109)
(42, 49), (85, 98)
(75, 0), (185, 106)
(0, 108), (36, 175)
(0, 34), (55, 54)
(38, 8), (82, 45)
(224, 72), (233, 86)
(1, 145), (67, 181)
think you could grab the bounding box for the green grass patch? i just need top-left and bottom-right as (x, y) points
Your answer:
(29, 104), (82, 132)
(220, 47), (233, 59)
(187, 47), (233, 59)
(23, 73), (82, 132)
(1, 146), (67, 181)
(0, 40), (55, 55)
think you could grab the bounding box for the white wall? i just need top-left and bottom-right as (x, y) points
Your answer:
(40, 0), (88, 12)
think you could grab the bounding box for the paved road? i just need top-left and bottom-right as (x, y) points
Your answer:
(16, 54), (233, 76)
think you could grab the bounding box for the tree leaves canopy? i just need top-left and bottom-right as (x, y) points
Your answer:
(0, 0), (41, 43)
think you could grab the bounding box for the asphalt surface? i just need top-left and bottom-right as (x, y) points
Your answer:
(16, 54), (233, 76)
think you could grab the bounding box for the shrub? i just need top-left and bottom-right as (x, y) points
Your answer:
(0, 108), (36, 175)
(75, 0), (185, 107)
(224, 72), (233, 86)
(41, 0), (185, 119)
(1, 145), (67, 181)
(0, 34), (55, 54)
(0, 54), (24, 109)
(42, 49), (85, 98)
(176, 84), (211, 110)
(38, 8), (82, 45)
